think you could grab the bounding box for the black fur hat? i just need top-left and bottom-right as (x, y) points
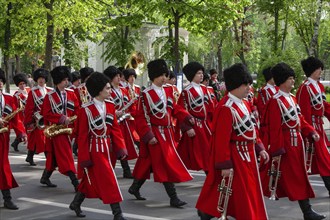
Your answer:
(203, 72), (210, 82)
(80, 67), (94, 83)
(182, 62), (204, 82)
(301, 56), (324, 77)
(224, 63), (251, 91)
(33, 68), (49, 83)
(262, 67), (273, 82)
(271, 62), (295, 86)
(167, 70), (176, 79)
(0, 68), (6, 84)
(86, 72), (110, 97)
(50, 66), (71, 85)
(13, 73), (28, 86)
(123, 68), (137, 81)
(147, 59), (169, 81)
(104, 66), (121, 80)
(70, 71), (80, 83)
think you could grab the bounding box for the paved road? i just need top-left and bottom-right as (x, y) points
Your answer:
(1, 132), (329, 220)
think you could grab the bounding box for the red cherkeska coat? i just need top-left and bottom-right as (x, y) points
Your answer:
(132, 84), (193, 183)
(176, 84), (214, 171)
(24, 86), (52, 153)
(42, 88), (79, 175)
(259, 92), (316, 201)
(13, 88), (30, 137)
(296, 80), (330, 176)
(77, 100), (127, 204)
(110, 86), (138, 160)
(126, 84), (141, 142)
(196, 94), (268, 220)
(256, 84), (279, 122)
(0, 92), (26, 190)
(74, 83), (92, 107)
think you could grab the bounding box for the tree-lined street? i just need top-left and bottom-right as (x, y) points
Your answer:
(1, 132), (329, 220)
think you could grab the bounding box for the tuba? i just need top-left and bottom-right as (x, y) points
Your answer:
(217, 169), (234, 220)
(268, 156), (282, 200)
(44, 115), (77, 138)
(0, 104), (25, 133)
(305, 138), (314, 174)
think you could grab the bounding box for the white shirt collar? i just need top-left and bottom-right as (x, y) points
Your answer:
(279, 89), (290, 97)
(228, 92), (243, 104)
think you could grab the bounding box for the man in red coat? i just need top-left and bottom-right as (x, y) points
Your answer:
(297, 57), (330, 197)
(24, 69), (53, 165)
(11, 73), (31, 151)
(177, 62), (214, 173)
(196, 63), (269, 220)
(69, 72), (128, 220)
(128, 59), (194, 208)
(105, 66), (138, 179)
(260, 63), (326, 220)
(41, 66), (79, 191)
(0, 69), (27, 210)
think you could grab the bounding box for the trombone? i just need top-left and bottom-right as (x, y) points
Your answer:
(268, 156), (281, 200)
(217, 169), (234, 220)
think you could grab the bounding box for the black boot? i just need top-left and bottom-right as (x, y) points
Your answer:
(11, 138), (20, 152)
(321, 176), (330, 197)
(298, 199), (326, 220)
(69, 191), (86, 217)
(197, 210), (214, 220)
(67, 171), (79, 192)
(163, 182), (187, 208)
(1, 189), (19, 210)
(120, 160), (133, 179)
(40, 169), (57, 187)
(72, 141), (78, 157)
(128, 179), (146, 200)
(25, 150), (36, 166)
(110, 203), (127, 220)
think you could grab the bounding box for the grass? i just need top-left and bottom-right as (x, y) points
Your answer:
(327, 94), (330, 102)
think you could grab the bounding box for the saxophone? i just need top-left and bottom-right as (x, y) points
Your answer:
(44, 115), (77, 138)
(0, 104), (25, 133)
(117, 96), (138, 123)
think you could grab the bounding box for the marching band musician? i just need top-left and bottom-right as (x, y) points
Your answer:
(201, 72), (218, 107)
(176, 62), (214, 174)
(128, 59), (194, 208)
(0, 69), (27, 210)
(40, 66), (79, 191)
(74, 67), (93, 107)
(69, 71), (81, 89)
(196, 63), (269, 220)
(296, 57), (330, 197)
(123, 68), (141, 145)
(69, 72), (128, 220)
(24, 69), (52, 166)
(256, 67), (279, 123)
(11, 73), (31, 152)
(104, 66), (138, 179)
(259, 63), (326, 220)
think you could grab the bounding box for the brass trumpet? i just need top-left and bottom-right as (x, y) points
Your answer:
(305, 138), (314, 174)
(268, 156), (281, 200)
(217, 169), (234, 220)
(0, 104), (24, 133)
(33, 111), (45, 129)
(44, 115), (77, 138)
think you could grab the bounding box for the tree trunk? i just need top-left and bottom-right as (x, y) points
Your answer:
(15, 54), (20, 73)
(63, 28), (71, 68)
(3, 2), (12, 93)
(309, 0), (322, 57)
(173, 10), (180, 75)
(274, 7), (279, 53)
(44, 0), (54, 86)
(217, 39), (224, 80)
(281, 6), (289, 51)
